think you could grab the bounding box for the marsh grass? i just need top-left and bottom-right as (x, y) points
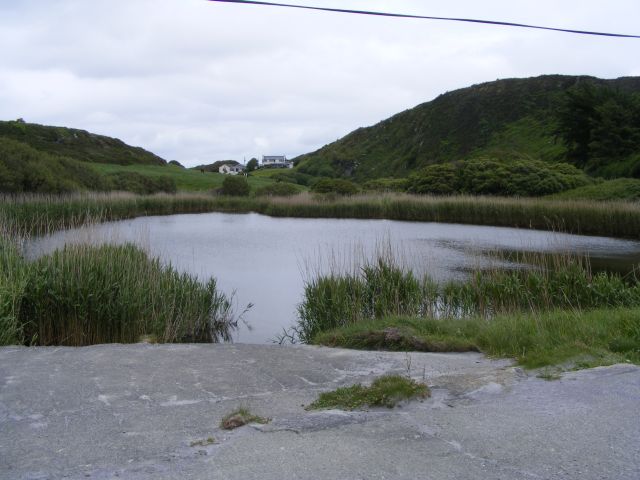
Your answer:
(22, 243), (238, 345)
(0, 232), (29, 345)
(307, 374), (430, 410)
(1, 192), (639, 238)
(0, 229), (240, 346)
(297, 247), (640, 344)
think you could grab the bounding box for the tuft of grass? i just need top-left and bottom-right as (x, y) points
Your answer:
(190, 437), (216, 447)
(307, 374), (430, 411)
(220, 408), (270, 430)
(537, 368), (563, 381)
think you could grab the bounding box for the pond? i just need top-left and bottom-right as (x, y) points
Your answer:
(25, 212), (640, 343)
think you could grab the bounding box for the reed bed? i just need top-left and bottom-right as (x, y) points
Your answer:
(0, 233), (28, 345)
(296, 251), (640, 344)
(0, 232), (239, 346)
(1, 191), (639, 239)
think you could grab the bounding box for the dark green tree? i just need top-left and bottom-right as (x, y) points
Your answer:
(557, 84), (640, 171)
(221, 176), (250, 196)
(310, 178), (359, 195)
(246, 158), (259, 172)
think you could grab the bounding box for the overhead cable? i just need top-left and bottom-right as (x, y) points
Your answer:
(208, 0), (640, 39)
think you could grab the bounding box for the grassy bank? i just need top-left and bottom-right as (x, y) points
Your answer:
(2, 192), (639, 238)
(297, 253), (640, 342)
(313, 309), (640, 369)
(0, 234), (238, 346)
(297, 253), (640, 369)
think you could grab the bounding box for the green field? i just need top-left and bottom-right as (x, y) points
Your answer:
(90, 163), (278, 192)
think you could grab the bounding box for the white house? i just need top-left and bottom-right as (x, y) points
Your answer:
(218, 164), (244, 175)
(261, 155), (293, 169)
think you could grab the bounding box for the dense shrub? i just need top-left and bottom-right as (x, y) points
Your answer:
(0, 137), (177, 194)
(254, 182), (300, 197)
(311, 178), (359, 195)
(221, 175), (250, 196)
(558, 84), (640, 172)
(0, 138), (109, 193)
(270, 171), (315, 186)
(362, 178), (409, 193)
(408, 158), (591, 196)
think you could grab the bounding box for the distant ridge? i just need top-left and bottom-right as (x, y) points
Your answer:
(294, 75), (640, 181)
(0, 120), (166, 166)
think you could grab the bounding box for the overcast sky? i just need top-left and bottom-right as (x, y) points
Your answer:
(1, 0), (639, 167)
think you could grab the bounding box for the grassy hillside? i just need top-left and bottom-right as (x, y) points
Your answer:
(295, 75), (640, 181)
(90, 163), (277, 192)
(0, 119), (166, 165)
(0, 138), (177, 194)
(0, 137), (110, 193)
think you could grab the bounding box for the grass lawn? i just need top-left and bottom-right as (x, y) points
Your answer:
(90, 163), (277, 192)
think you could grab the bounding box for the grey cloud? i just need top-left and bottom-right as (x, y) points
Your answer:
(1, 0), (639, 166)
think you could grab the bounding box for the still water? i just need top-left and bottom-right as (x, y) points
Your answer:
(25, 212), (640, 343)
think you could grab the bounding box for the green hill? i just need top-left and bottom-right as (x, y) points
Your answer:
(294, 75), (640, 182)
(0, 119), (166, 166)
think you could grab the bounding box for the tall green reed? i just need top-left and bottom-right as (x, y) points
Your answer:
(1, 192), (638, 239)
(296, 248), (640, 343)
(19, 243), (239, 346)
(0, 223), (241, 346)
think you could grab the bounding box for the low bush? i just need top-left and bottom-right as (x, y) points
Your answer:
(221, 176), (250, 196)
(254, 182), (300, 197)
(362, 178), (409, 193)
(311, 178), (359, 195)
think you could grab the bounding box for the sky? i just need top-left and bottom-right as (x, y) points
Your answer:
(1, 0), (639, 167)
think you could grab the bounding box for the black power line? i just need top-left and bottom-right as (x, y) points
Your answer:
(208, 0), (640, 39)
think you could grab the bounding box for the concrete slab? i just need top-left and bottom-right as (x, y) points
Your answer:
(0, 344), (638, 479)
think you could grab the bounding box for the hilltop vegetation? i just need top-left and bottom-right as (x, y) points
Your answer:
(0, 138), (176, 194)
(294, 75), (640, 189)
(0, 119), (166, 165)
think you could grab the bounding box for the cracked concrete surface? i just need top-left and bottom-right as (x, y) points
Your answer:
(0, 344), (638, 479)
